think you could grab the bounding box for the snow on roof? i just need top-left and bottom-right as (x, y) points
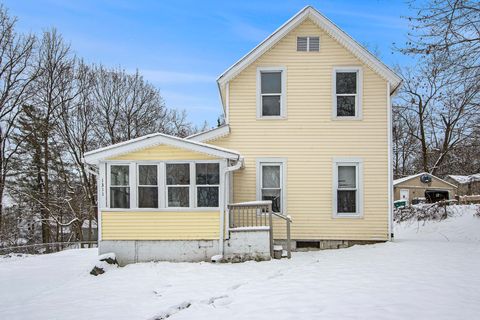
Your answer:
(83, 131), (241, 164)
(447, 174), (480, 184)
(393, 173), (427, 186)
(393, 172), (457, 188)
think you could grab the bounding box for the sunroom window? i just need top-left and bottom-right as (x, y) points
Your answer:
(196, 163), (219, 207)
(166, 163), (190, 207)
(110, 165), (130, 208)
(334, 69), (361, 118)
(138, 164), (158, 208)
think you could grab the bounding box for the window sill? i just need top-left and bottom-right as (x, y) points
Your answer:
(332, 213), (363, 219)
(331, 116), (363, 121)
(256, 116), (287, 120)
(101, 207), (220, 212)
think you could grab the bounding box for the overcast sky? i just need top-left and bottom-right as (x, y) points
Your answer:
(3, 0), (414, 127)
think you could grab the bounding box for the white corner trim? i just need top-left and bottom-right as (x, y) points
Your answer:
(186, 125), (230, 143)
(84, 132), (240, 164)
(217, 6), (401, 91)
(332, 157), (364, 218)
(256, 66), (287, 119)
(255, 157), (287, 214)
(331, 66), (363, 120)
(387, 82), (393, 240)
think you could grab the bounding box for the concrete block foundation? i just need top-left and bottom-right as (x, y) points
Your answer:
(99, 229), (271, 265)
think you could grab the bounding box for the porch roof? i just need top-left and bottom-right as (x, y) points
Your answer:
(83, 132), (241, 165)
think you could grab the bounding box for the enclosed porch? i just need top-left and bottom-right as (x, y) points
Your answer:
(83, 132), (291, 264)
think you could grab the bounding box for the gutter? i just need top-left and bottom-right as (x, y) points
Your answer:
(216, 156), (244, 261)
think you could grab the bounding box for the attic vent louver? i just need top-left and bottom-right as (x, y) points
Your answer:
(297, 36), (319, 52)
(309, 37), (319, 51)
(297, 37), (308, 51)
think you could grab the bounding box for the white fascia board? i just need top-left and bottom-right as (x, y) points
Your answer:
(186, 125), (230, 142)
(393, 172), (457, 188)
(216, 6), (402, 103)
(217, 7), (308, 87)
(84, 132), (240, 164)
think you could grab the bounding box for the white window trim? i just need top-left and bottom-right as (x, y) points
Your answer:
(297, 36), (320, 52)
(107, 162), (133, 209)
(256, 158), (287, 214)
(332, 66), (363, 120)
(136, 162), (160, 209)
(332, 157), (363, 218)
(103, 160), (222, 212)
(256, 66), (287, 119)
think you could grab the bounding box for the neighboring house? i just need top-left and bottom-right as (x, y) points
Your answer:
(84, 6), (402, 265)
(445, 174), (480, 196)
(393, 173), (457, 205)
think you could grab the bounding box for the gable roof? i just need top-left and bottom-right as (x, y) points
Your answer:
(393, 172), (457, 188)
(83, 132), (241, 164)
(216, 6), (402, 108)
(447, 174), (480, 184)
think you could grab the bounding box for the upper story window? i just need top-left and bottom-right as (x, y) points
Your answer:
(196, 163), (220, 207)
(257, 67), (286, 119)
(333, 158), (363, 217)
(110, 165), (130, 208)
(297, 36), (319, 52)
(166, 163), (190, 208)
(138, 164), (158, 208)
(333, 67), (362, 119)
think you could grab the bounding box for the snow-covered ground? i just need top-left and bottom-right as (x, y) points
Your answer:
(1, 205), (480, 320)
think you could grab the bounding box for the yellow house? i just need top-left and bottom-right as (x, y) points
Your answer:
(84, 6), (402, 265)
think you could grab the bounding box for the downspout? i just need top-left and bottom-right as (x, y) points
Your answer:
(215, 156), (243, 261)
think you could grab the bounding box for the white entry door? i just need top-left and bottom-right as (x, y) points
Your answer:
(400, 189), (409, 205)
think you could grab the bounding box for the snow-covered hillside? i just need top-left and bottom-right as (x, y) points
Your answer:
(1, 205), (479, 320)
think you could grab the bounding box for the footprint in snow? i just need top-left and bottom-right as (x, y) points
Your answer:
(153, 284), (173, 297)
(228, 282), (246, 290)
(267, 271), (284, 279)
(204, 295), (232, 307)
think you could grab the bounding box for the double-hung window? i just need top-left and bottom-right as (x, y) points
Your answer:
(257, 67), (286, 118)
(110, 165), (130, 208)
(166, 163), (190, 207)
(257, 160), (286, 213)
(196, 163), (219, 207)
(334, 159), (362, 217)
(333, 67), (362, 118)
(138, 164), (158, 208)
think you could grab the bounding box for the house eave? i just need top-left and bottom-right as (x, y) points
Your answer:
(83, 132), (240, 165)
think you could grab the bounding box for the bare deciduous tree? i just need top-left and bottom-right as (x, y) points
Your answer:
(394, 54), (479, 175)
(0, 6), (36, 236)
(403, 0), (480, 74)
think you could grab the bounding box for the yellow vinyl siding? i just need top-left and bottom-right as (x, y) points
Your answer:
(108, 144), (217, 161)
(102, 211), (220, 240)
(213, 19), (389, 241)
